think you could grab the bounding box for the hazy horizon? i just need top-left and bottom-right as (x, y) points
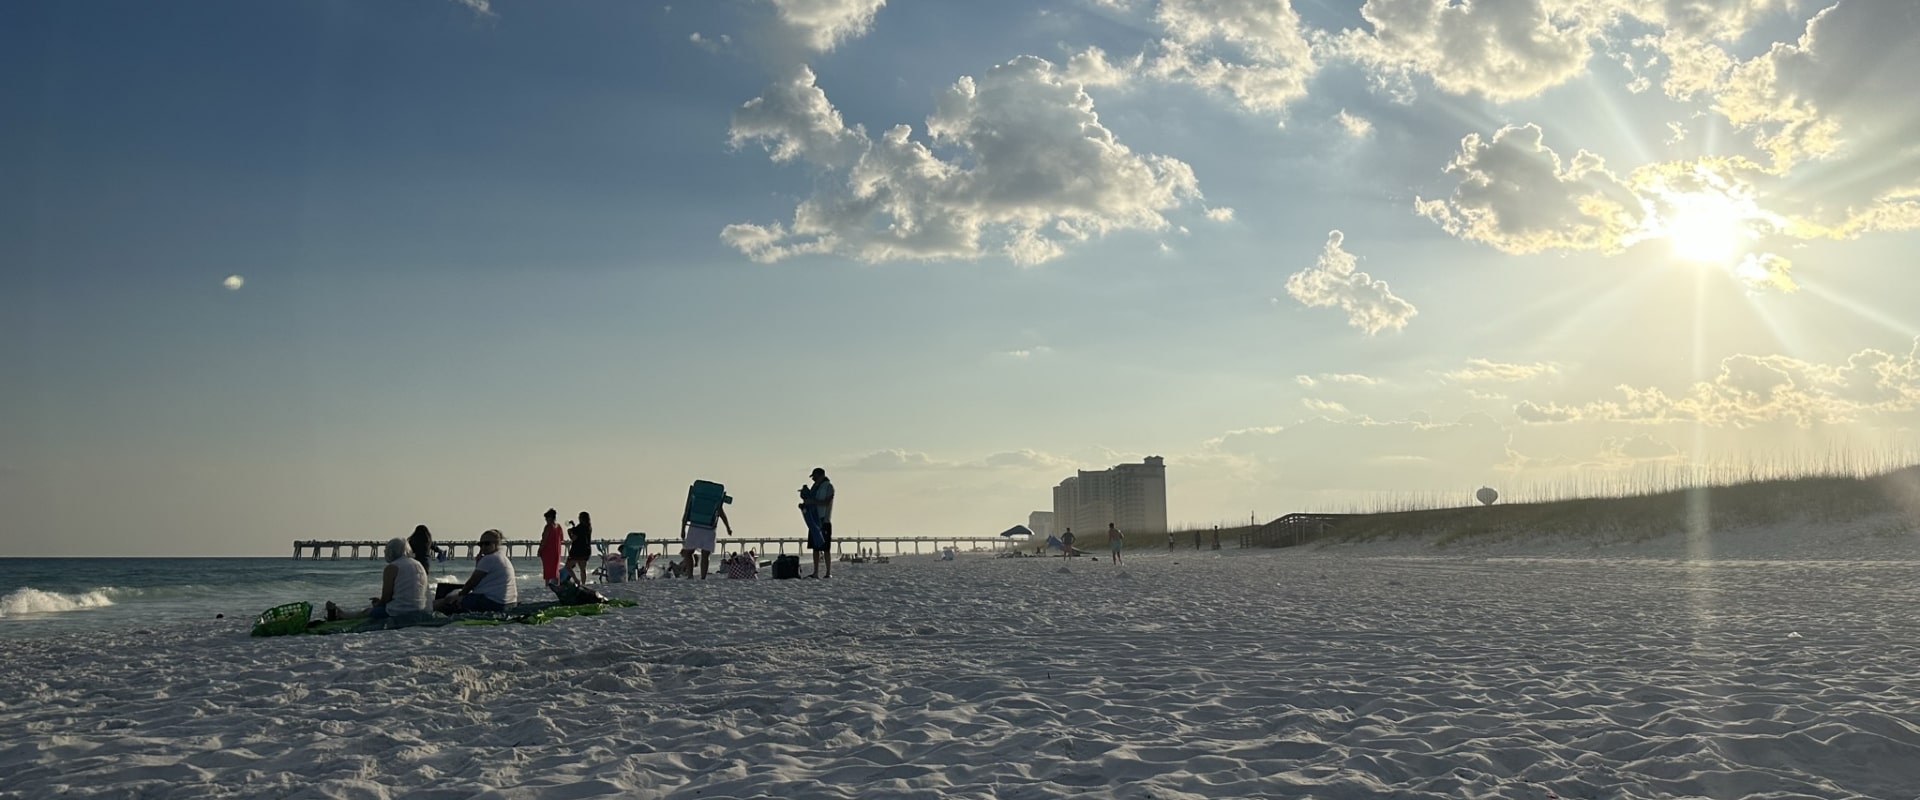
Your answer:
(5, 0), (1919, 557)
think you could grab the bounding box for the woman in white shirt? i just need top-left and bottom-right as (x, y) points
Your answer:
(326, 537), (431, 622)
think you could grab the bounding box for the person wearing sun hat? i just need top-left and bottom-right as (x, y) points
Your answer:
(802, 467), (835, 578)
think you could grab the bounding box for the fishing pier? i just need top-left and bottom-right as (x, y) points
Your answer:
(290, 536), (1015, 561)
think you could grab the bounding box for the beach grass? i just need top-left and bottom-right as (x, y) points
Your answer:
(1242, 463), (1920, 549)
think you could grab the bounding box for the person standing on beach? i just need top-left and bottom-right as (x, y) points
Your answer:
(437, 529), (518, 613)
(1107, 523), (1124, 565)
(1167, 531), (1175, 552)
(538, 508), (565, 583)
(407, 525), (435, 577)
(1061, 527), (1076, 556)
(681, 493), (733, 579)
(803, 467), (835, 578)
(1193, 529), (1202, 550)
(567, 511), (594, 585)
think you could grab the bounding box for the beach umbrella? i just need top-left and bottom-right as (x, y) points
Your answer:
(999, 525), (1034, 538)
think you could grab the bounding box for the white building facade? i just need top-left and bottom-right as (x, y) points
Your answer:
(1051, 456), (1167, 538)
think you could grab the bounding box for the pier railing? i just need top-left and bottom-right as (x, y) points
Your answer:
(291, 536), (1019, 561)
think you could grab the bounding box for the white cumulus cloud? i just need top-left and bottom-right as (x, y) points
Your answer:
(765, 0), (887, 52)
(1145, 0), (1319, 115)
(1330, 0), (1605, 102)
(1414, 123), (1643, 255)
(724, 57), (1204, 265)
(1284, 230), (1417, 335)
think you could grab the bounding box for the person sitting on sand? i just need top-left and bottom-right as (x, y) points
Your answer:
(436, 529), (518, 614)
(326, 537), (432, 622)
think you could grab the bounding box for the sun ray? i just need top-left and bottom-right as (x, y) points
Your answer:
(1798, 278), (1920, 340)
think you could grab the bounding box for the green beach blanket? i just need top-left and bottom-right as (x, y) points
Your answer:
(251, 599), (637, 637)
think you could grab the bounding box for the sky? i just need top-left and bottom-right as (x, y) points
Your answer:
(3, 0), (1919, 557)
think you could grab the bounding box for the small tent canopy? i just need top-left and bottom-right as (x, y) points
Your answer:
(999, 525), (1034, 538)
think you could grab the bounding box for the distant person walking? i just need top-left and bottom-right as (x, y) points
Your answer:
(803, 467), (835, 578)
(407, 525), (435, 577)
(1193, 529), (1202, 550)
(1212, 527), (1221, 550)
(566, 511), (594, 585)
(1107, 523), (1124, 565)
(1167, 531), (1175, 552)
(682, 491), (733, 579)
(538, 508), (565, 583)
(1061, 528), (1076, 556)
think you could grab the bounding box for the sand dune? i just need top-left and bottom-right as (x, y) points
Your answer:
(3, 517), (1918, 798)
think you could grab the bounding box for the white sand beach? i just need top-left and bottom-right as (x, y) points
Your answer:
(5, 517), (1920, 799)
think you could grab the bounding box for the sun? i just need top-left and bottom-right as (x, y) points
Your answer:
(1663, 191), (1750, 264)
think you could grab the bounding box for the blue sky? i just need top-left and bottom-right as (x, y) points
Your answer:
(4, 0), (1918, 556)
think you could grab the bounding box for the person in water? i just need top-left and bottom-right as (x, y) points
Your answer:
(407, 525), (435, 577)
(538, 508), (564, 583)
(437, 529), (518, 613)
(566, 511), (594, 585)
(326, 537), (431, 622)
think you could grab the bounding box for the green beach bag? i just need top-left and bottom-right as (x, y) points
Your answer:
(251, 601), (313, 637)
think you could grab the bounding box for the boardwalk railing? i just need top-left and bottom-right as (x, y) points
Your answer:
(1238, 513), (1355, 548)
(291, 536), (1019, 561)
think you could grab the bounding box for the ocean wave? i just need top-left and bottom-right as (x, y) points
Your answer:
(0, 587), (117, 618)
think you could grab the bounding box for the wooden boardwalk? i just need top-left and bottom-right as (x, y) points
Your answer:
(291, 535), (1018, 561)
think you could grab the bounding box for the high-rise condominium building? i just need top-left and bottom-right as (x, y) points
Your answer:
(1051, 456), (1167, 537)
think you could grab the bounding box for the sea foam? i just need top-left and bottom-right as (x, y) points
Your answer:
(0, 587), (117, 618)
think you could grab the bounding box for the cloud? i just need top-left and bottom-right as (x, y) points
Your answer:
(847, 448), (1078, 472)
(1064, 46), (1140, 88)
(451, 0), (493, 16)
(1733, 253), (1797, 293)
(1208, 412), (1516, 491)
(1708, 0), (1920, 234)
(1414, 123), (1644, 255)
(1513, 340), (1920, 428)
(1204, 206), (1235, 221)
(1631, 0), (1792, 42)
(1284, 230), (1418, 335)
(1297, 373), (1380, 387)
(1302, 398), (1349, 414)
(1443, 358), (1559, 383)
(1002, 346), (1054, 359)
(724, 57), (1204, 265)
(1414, 126), (1861, 291)
(1145, 0), (1319, 115)
(1329, 0), (1605, 102)
(765, 0), (887, 52)
(1334, 109), (1373, 138)
(1602, 434), (1681, 462)
(850, 449), (940, 470)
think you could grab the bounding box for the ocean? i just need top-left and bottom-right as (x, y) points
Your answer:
(0, 556), (507, 639)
